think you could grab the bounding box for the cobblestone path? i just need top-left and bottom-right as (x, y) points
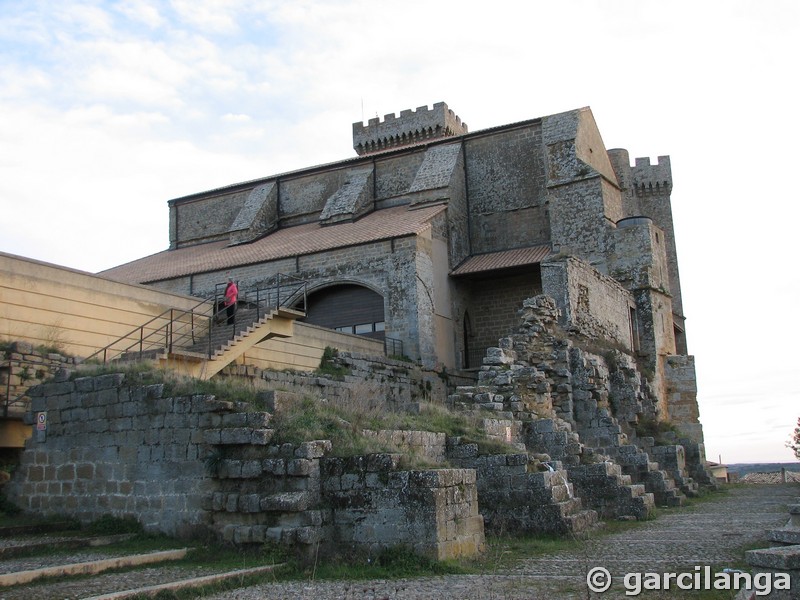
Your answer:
(206, 483), (798, 600)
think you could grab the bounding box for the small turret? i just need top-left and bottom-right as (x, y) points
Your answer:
(352, 102), (468, 156)
(632, 156), (672, 196)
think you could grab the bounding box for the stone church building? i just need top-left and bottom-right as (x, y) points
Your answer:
(102, 102), (694, 433)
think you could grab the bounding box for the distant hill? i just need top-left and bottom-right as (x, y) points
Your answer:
(727, 462), (800, 476)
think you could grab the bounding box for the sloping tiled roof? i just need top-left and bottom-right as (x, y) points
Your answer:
(451, 245), (552, 276)
(101, 204), (446, 284)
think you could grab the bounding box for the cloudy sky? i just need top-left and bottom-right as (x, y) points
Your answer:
(1, 1), (798, 464)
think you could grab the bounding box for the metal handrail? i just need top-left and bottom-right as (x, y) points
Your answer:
(86, 275), (307, 366)
(384, 336), (404, 358)
(84, 297), (216, 364)
(245, 274), (308, 321)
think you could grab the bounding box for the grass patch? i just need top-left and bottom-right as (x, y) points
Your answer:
(270, 397), (519, 459)
(85, 514), (144, 536)
(270, 397), (396, 456)
(314, 346), (349, 380)
(480, 532), (584, 570)
(73, 362), (265, 406)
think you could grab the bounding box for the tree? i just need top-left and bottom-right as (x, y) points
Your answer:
(788, 417), (800, 460)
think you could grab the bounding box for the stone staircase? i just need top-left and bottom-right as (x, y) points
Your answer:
(445, 441), (598, 537)
(138, 306), (302, 380)
(204, 398), (329, 561)
(607, 443), (688, 507)
(100, 288), (305, 381)
(567, 460), (656, 520)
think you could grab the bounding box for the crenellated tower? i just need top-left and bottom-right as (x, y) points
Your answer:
(353, 102), (468, 156)
(608, 151), (685, 353)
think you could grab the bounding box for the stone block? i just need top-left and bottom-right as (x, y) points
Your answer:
(263, 458), (286, 475)
(287, 458), (313, 477)
(221, 413), (248, 428)
(261, 491), (313, 512)
(239, 494), (262, 513)
(250, 429), (274, 445)
(296, 526), (321, 545)
(746, 545), (800, 570)
(220, 428), (251, 445)
(241, 460), (263, 478)
(296, 440), (332, 459)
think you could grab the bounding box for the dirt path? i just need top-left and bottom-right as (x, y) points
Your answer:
(205, 483), (798, 600)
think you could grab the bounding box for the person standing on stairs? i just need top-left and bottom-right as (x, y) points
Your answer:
(224, 278), (238, 326)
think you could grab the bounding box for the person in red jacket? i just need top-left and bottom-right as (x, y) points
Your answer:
(224, 278), (238, 325)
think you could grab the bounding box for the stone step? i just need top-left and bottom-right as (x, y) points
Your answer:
(564, 509), (599, 535)
(0, 521), (76, 538)
(0, 548), (189, 587)
(82, 564), (283, 600)
(555, 498), (585, 517)
(0, 533), (135, 559)
(211, 490), (313, 513)
(204, 428), (275, 446)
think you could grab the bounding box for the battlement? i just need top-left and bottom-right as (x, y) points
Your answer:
(353, 101), (468, 156)
(632, 155), (672, 195)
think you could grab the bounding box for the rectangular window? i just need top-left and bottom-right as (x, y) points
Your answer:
(629, 307), (640, 352)
(354, 323), (373, 335)
(374, 321), (385, 332)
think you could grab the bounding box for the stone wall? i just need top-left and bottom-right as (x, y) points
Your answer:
(6, 371), (486, 561)
(1, 342), (77, 417)
(459, 271), (543, 369)
(542, 257), (634, 351)
(322, 461), (484, 560)
(1, 342), (78, 449)
(449, 293), (713, 517)
(221, 350), (475, 414)
(9, 372), (217, 537)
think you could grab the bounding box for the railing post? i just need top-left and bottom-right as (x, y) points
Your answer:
(3, 363), (11, 418)
(208, 314), (212, 359)
(166, 311), (170, 353)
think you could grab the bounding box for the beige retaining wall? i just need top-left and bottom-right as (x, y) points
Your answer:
(0, 252), (386, 368)
(0, 252), (202, 359)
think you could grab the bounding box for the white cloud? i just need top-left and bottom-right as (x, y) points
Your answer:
(116, 0), (165, 29)
(170, 0), (242, 34)
(1, 0), (799, 463)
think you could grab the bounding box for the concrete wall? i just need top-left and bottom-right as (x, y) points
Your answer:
(234, 322), (384, 372)
(0, 253), (202, 359)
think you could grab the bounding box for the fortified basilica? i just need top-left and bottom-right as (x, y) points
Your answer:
(2, 102), (716, 558)
(102, 101), (699, 440)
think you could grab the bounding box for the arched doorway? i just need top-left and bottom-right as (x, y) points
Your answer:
(463, 310), (476, 369)
(305, 284), (385, 340)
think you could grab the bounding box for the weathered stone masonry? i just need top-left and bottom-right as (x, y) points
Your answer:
(6, 370), (486, 561)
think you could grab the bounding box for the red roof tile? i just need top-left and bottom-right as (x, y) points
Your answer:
(451, 245), (552, 276)
(101, 204), (446, 284)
